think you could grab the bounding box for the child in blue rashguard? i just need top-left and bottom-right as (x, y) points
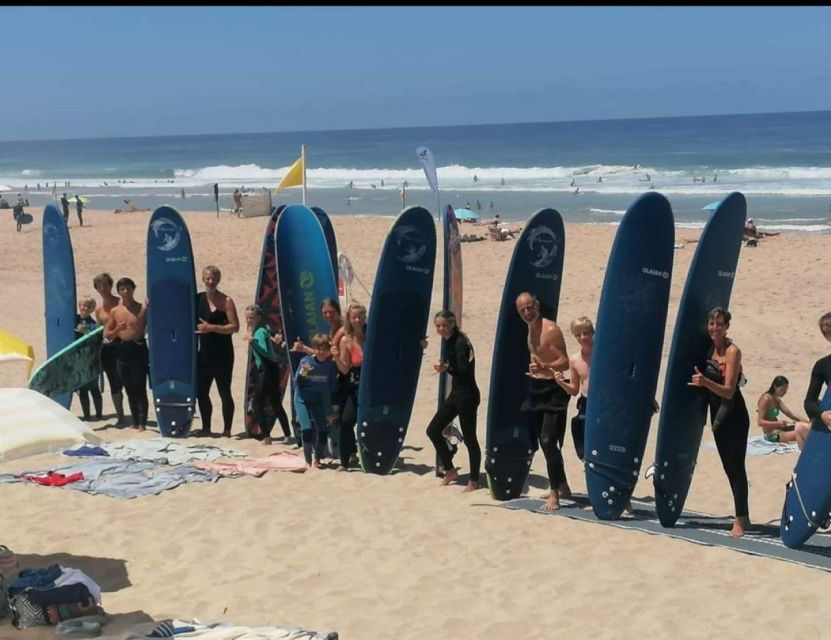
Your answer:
(294, 333), (339, 467)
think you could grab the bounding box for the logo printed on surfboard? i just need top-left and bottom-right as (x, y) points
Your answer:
(394, 225), (428, 264)
(150, 217), (181, 252)
(527, 226), (559, 268)
(641, 267), (670, 279)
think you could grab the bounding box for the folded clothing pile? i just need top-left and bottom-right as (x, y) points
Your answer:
(0, 544), (19, 620)
(5, 563), (104, 629)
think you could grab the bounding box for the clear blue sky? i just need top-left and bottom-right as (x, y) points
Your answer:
(3, 6), (831, 140)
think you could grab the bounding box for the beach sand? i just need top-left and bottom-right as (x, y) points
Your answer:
(1, 208), (828, 639)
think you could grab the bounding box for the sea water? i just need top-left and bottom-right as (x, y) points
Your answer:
(2, 110), (830, 231)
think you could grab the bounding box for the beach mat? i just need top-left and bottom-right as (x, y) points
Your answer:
(502, 494), (831, 573)
(701, 435), (800, 456)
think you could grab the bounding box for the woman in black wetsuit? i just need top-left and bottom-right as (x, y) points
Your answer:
(426, 310), (481, 491)
(804, 311), (831, 431)
(688, 307), (751, 538)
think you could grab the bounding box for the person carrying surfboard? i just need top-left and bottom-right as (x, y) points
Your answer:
(803, 312), (831, 431)
(426, 310), (481, 492)
(687, 307), (751, 538)
(515, 292), (572, 512)
(103, 277), (149, 432)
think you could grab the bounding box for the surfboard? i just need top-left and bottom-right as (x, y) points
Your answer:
(146, 206), (197, 437)
(436, 205), (463, 476)
(357, 206), (437, 475)
(275, 205), (338, 378)
(29, 327), (103, 401)
(484, 209), (565, 500)
(243, 205), (289, 439)
(17, 213), (33, 225)
(584, 192), (674, 520)
(652, 192), (746, 527)
(311, 206), (339, 285)
(42, 204), (77, 409)
(781, 394), (831, 548)
(337, 252), (355, 309)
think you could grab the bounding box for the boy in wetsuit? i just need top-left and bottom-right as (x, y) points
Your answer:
(294, 333), (338, 468)
(75, 296), (103, 421)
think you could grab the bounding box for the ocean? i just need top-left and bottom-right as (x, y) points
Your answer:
(2, 110), (831, 232)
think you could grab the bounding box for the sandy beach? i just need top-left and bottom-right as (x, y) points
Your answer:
(1, 207), (829, 639)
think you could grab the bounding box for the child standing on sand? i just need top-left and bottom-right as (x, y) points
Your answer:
(75, 296), (103, 421)
(294, 333), (338, 468)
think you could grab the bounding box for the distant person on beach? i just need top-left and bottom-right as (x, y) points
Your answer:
(570, 179), (576, 187)
(75, 296), (103, 421)
(335, 302), (366, 470)
(744, 218), (759, 240)
(74, 195), (84, 227)
(516, 292), (572, 512)
(756, 375), (810, 449)
(687, 307), (750, 538)
(114, 199), (150, 214)
(293, 333), (339, 468)
(103, 277), (149, 431)
(804, 311), (831, 431)
(426, 310), (481, 491)
(488, 201), (495, 210)
(181, 188), (186, 199)
(196, 265), (239, 437)
(232, 189), (243, 214)
(475, 199), (481, 210)
(93, 272), (125, 424)
(573, 187), (580, 195)
(60, 193), (70, 224)
(553, 316), (594, 461)
(465, 201), (472, 209)
(243, 303), (289, 445)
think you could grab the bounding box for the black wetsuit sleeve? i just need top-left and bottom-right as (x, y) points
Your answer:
(804, 355), (831, 419)
(447, 333), (473, 377)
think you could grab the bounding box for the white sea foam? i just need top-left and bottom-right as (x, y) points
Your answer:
(587, 208), (626, 216)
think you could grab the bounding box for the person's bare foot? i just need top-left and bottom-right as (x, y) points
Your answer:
(440, 468), (459, 486)
(336, 465), (347, 472)
(730, 516), (750, 538)
(313, 460), (323, 470)
(462, 480), (479, 493)
(137, 425), (146, 432)
(622, 500), (634, 517)
(541, 490), (561, 512)
(262, 437), (272, 445)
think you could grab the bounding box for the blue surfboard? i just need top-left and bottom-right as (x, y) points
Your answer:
(436, 205), (464, 476)
(357, 206), (437, 475)
(584, 192), (674, 520)
(311, 207), (339, 285)
(781, 394), (831, 548)
(653, 192), (746, 527)
(147, 206), (197, 437)
(275, 205), (338, 377)
(42, 204), (76, 409)
(484, 209), (565, 500)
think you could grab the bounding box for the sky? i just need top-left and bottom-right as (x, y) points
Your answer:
(2, 6), (831, 141)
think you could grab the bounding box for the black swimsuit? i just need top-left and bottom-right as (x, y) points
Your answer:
(196, 292), (235, 433)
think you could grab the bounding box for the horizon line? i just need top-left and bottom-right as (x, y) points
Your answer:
(3, 108), (830, 146)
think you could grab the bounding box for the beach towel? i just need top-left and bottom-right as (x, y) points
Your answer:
(701, 435), (800, 456)
(192, 452), (308, 477)
(102, 618), (338, 639)
(94, 439), (245, 466)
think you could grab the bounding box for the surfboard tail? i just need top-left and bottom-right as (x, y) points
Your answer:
(484, 440), (535, 500)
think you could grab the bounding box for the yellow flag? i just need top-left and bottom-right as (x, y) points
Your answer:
(274, 156), (304, 193)
(0, 329), (35, 377)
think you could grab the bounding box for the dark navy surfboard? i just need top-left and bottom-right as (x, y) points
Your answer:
(781, 394), (831, 548)
(42, 204), (76, 409)
(311, 207), (339, 285)
(275, 205), (338, 378)
(147, 206), (197, 437)
(244, 205), (289, 439)
(484, 209), (565, 500)
(584, 192), (674, 520)
(357, 206), (437, 475)
(653, 192), (746, 527)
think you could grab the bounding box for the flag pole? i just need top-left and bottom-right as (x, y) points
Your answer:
(301, 144), (307, 206)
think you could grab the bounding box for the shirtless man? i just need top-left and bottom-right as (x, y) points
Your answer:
(104, 277), (149, 430)
(515, 292), (571, 511)
(93, 273), (125, 424)
(554, 316), (594, 462)
(195, 265), (240, 436)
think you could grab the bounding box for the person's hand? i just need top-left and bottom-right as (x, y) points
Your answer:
(290, 338), (306, 353)
(76, 323), (87, 334)
(270, 332), (284, 346)
(822, 410), (831, 429)
(652, 399), (660, 414)
(195, 318), (212, 334)
(688, 366), (706, 388)
(420, 336), (429, 351)
(529, 356), (545, 376)
(242, 331), (252, 344)
(116, 319), (128, 331)
(434, 361), (448, 374)
(553, 370), (565, 384)
(330, 344), (340, 358)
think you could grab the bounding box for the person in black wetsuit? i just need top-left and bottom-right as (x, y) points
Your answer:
(195, 265), (240, 437)
(60, 193), (70, 224)
(804, 311), (831, 431)
(75, 296), (103, 421)
(426, 310), (481, 491)
(516, 292), (571, 512)
(93, 273), (125, 424)
(103, 277), (149, 431)
(688, 307), (751, 538)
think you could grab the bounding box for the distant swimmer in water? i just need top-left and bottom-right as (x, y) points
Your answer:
(516, 292), (572, 511)
(500, 177), (506, 186)
(473, 174), (479, 183)
(426, 310), (481, 491)
(488, 201), (495, 210)
(633, 163), (640, 170)
(348, 180), (354, 189)
(570, 179), (576, 187)
(573, 187), (580, 195)
(597, 176), (603, 183)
